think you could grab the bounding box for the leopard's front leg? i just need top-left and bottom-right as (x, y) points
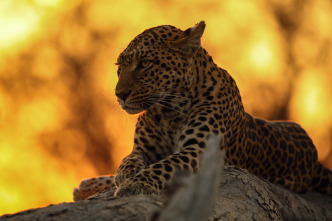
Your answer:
(74, 122), (153, 201)
(115, 112), (223, 197)
(73, 175), (115, 201)
(115, 149), (202, 197)
(114, 151), (149, 186)
(114, 116), (169, 188)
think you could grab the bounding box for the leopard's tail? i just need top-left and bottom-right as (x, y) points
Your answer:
(311, 162), (332, 195)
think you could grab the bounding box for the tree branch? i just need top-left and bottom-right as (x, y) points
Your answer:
(1, 136), (331, 221)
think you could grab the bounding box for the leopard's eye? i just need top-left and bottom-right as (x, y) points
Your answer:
(136, 60), (151, 71)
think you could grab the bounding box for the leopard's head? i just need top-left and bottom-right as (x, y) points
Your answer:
(115, 21), (205, 114)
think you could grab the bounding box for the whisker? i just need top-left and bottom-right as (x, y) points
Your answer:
(150, 92), (191, 102)
(158, 100), (187, 112)
(146, 93), (191, 116)
(149, 97), (190, 106)
(144, 100), (165, 117)
(148, 94), (189, 110)
(153, 101), (186, 115)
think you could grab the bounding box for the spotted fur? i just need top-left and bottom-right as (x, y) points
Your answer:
(73, 21), (332, 200)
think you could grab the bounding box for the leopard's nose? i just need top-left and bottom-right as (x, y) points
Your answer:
(116, 89), (132, 101)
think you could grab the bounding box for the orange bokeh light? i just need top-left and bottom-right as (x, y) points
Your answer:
(0, 0), (331, 215)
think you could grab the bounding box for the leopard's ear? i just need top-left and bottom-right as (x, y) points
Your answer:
(168, 21), (205, 56)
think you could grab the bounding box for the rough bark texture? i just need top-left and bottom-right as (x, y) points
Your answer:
(1, 167), (332, 221)
(1, 136), (332, 221)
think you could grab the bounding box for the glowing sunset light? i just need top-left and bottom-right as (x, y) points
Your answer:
(249, 42), (273, 70)
(34, 0), (63, 7)
(0, 0), (331, 216)
(0, 1), (40, 51)
(290, 70), (331, 127)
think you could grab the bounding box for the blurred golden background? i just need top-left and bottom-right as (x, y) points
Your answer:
(0, 0), (331, 215)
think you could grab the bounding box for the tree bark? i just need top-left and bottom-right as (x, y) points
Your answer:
(1, 167), (331, 221)
(1, 136), (332, 221)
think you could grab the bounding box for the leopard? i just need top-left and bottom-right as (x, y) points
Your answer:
(73, 21), (332, 201)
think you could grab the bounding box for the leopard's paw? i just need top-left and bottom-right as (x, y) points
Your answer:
(114, 181), (159, 197)
(73, 175), (115, 201)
